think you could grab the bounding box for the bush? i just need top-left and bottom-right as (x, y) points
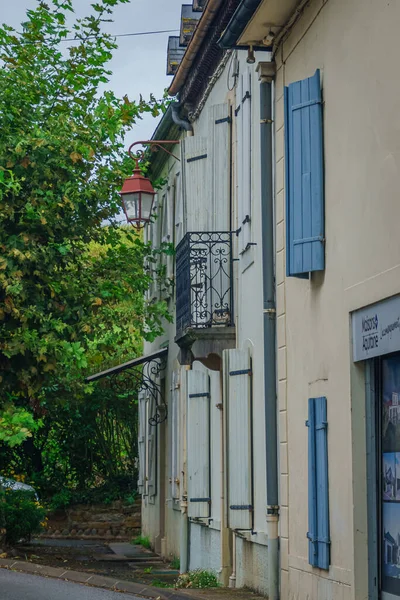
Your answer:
(175, 570), (220, 589)
(132, 534), (151, 549)
(3, 490), (46, 545)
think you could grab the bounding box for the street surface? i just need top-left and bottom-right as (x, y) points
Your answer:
(0, 570), (139, 600)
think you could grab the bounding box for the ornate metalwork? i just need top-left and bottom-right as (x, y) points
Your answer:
(86, 349), (168, 426)
(176, 232), (234, 336)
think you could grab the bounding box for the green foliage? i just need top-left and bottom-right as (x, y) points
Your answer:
(2, 489), (46, 545)
(49, 477), (137, 510)
(0, 404), (42, 447)
(175, 570), (220, 589)
(170, 556), (180, 570)
(143, 567), (153, 574)
(151, 579), (174, 589)
(0, 0), (171, 447)
(133, 534), (151, 549)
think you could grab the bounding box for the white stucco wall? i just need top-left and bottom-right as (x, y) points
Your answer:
(264, 0), (400, 597)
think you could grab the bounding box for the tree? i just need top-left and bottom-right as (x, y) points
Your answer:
(0, 0), (170, 444)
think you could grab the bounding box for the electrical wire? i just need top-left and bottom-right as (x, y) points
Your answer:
(12, 28), (180, 45)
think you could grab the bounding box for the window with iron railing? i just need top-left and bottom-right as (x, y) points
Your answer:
(175, 232), (234, 337)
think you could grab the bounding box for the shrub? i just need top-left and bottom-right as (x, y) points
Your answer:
(3, 490), (46, 545)
(170, 556), (180, 570)
(132, 534), (151, 549)
(175, 569), (220, 589)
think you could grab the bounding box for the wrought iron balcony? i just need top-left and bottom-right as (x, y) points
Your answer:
(175, 232), (234, 338)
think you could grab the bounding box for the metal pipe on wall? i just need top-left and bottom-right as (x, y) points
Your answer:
(258, 61), (279, 600)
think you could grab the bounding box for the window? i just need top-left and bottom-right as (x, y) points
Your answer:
(236, 68), (252, 253)
(138, 390), (157, 500)
(306, 396), (330, 569)
(284, 69), (325, 277)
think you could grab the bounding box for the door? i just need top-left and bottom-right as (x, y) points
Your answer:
(380, 353), (400, 599)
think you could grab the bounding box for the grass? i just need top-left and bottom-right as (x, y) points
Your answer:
(170, 556), (180, 570)
(143, 567), (153, 574)
(151, 579), (174, 589)
(132, 534), (151, 550)
(175, 569), (220, 589)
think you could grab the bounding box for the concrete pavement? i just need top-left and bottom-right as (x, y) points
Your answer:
(0, 569), (141, 600)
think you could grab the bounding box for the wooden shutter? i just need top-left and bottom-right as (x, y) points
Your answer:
(175, 172), (184, 244)
(171, 369), (180, 503)
(147, 392), (157, 498)
(306, 396), (330, 569)
(209, 103), (231, 231)
(236, 71), (252, 253)
(225, 348), (253, 530)
(187, 369), (211, 518)
(184, 136), (210, 231)
(285, 69), (324, 276)
(138, 391), (146, 495)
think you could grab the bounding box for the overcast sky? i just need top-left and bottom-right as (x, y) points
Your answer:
(5, 0), (185, 145)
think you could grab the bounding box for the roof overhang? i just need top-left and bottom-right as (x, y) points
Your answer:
(219, 0), (300, 48)
(85, 347), (168, 383)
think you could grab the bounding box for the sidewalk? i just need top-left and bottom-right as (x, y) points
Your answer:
(0, 556), (266, 600)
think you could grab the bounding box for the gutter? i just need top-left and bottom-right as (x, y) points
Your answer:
(219, 0), (263, 49)
(168, 0), (225, 96)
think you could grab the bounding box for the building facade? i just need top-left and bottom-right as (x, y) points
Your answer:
(132, 0), (400, 598)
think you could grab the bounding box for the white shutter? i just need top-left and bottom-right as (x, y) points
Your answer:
(175, 172), (184, 244)
(236, 70), (252, 252)
(225, 348), (253, 530)
(187, 368), (211, 518)
(209, 103), (231, 231)
(147, 392), (157, 498)
(138, 391), (146, 495)
(171, 369), (180, 503)
(184, 136), (210, 231)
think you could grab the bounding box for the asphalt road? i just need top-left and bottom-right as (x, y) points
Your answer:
(0, 570), (140, 600)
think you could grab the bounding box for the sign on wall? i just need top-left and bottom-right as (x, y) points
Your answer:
(352, 295), (400, 362)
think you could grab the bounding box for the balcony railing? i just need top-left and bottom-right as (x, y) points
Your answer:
(176, 232), (234, 337)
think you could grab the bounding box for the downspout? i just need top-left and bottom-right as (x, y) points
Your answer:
(218, 371), (230, 586)
(180, 366), (190, 573)
(258, 61), (279, 600)
(171, 102), (193, 135)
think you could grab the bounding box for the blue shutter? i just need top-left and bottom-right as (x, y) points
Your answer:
(306, 398), (318, 566)
(285, 70), (324, 277)
(306, 396), (330, 570)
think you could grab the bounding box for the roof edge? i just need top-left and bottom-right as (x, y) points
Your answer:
(218, 0), (263, 49)
(169, 0), (225, 97)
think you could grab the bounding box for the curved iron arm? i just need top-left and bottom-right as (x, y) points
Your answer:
(128, 140), (181, 163)
(108, 353), (168, 426)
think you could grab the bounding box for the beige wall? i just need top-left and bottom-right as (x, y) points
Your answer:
(269, 0), (400, 598)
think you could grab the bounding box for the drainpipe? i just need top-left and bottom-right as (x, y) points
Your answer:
(257, 61), (279, 600)
(171, 101), (193, 135)
(218, 371), (230, 586)
(180, 366), (190, 573)
(229, 532), (236, 588)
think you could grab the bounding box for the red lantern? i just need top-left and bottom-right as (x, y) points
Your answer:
(119, 162), (156, 229)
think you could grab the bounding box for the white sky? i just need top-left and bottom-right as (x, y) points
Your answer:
(4, 0), (184, 145)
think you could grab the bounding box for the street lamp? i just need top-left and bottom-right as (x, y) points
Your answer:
(119, 140), (180, 229)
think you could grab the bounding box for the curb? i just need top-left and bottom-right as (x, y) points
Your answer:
(0, 558), (168, 598)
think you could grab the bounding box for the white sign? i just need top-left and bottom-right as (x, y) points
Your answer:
(352, 295), (400, 362)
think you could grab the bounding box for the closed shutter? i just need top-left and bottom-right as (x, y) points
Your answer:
(175, 172), (184, 244)
(236, 70), (252, 253)
(138, 391), (146, 495)
(209, 103), (231, 231)
(147, 392), (157, 498)
(184, 136), (210, 231)
(284, 69), (324, 277)
(187, 369), (211, 518)
(225, 348), (253, 530)
(171, 369), (180, 503)
(306, 396), (330, 569)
